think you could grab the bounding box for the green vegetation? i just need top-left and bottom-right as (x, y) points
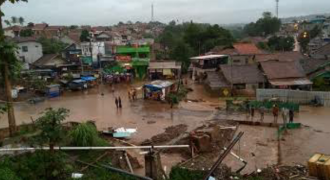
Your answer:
(80, 29), (90, 42)
(243, 12), (281, 37)
(20, 28), (34, 37)
(37, 37), (68, 54)
(169, 166), (205, 180)
(69, 122), (108, 146)
(267, 36), (295, 51)
(313, 77), (330, 91)
(157, 21), (234, 73)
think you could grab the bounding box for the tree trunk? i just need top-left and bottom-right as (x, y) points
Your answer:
(0, 6), (17, 136)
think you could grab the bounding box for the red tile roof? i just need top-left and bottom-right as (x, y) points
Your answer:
(32, 23), (48, 31)
(45, 26), (65, 31)
(4, 25), (21, 31)
(233, 43), (263, 55)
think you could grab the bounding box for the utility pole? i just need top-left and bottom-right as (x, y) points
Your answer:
(151, 3), (154, 22)
(276, 0), (279, 18)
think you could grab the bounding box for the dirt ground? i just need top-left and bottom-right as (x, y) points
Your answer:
(1, 80), (330, 176)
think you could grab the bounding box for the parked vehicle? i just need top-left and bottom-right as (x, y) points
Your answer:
(68, 79), (87, 91)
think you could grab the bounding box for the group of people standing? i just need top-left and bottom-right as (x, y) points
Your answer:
(249, 104), (294, 124)
(115, 97), (122, 109)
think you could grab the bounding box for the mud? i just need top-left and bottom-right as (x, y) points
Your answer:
(141, 124), (188, 145)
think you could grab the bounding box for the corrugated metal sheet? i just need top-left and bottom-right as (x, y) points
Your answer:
(269, 78), (313, 86)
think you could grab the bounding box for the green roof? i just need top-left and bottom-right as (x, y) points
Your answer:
(116, 46), (150, 54)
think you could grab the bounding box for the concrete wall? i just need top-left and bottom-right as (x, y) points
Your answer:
(256, 89), (330, 106)
(17, 41), (43, 69)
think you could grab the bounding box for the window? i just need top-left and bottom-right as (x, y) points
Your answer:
(20, 56), (26, 63)
(22, 46), (28, 52)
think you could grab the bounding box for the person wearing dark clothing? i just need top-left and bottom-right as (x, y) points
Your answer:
(118, 97), (122, 109)
(272, 105), (279, 124)
(289, 109), (294, 123)
(115, 98), (119, 109)
(250, 107), (255, 121)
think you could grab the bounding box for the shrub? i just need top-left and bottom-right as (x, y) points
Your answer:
(69, 122), (107, 146)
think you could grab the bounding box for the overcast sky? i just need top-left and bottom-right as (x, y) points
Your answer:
(2, 0), (330, 26)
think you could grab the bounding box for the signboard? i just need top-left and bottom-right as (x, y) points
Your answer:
(116, 55), (132, 62)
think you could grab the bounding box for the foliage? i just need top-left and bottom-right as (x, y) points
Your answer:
(80, 29), (90, 42)
(0, 39), (22, 79)
(69, 25), (78, 29)
(27, 22), (34, 27)
(257, 42), (270, 51)
(0, 151), (73, 180)
(19, 28), (33, 37)
(0, 167), (21, 180)
(313, 77), (330, 91)
(35, 108), (69, 149)
(37, 37), (67, 54)
(81, 166), (138, 180)
(267, 36), (295, 51)
(169, 166), (205, 180)
(170, 40), (193, 73)
(244, 12), (281, 37)
(69, 122), (107, 146)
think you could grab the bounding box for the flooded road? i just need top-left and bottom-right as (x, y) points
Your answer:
(0, 83), (215, 143)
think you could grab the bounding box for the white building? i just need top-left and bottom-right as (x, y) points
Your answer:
(81, 42), (105, 63)
(14, 37), (43, 69)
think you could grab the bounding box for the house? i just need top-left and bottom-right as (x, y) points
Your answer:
(44, 26), (65, 38)
(81, 42), (105, 66)
(4, 25), (21, 37)
(216, 43), (264, 65)
(301, 58), (330, 85)
(205, 64), (266, 96)
(148, 61), (182, 80)
(32, 54), (67, 68)
(190, 55), (229, 81)
(313, 43), (330, 59)
(95, 31), (112, 42)
(61, 44), (82, 64)
(13, 37), (43, 69)
(220, 64), (266, 95)
(32, 23), (48, 36)
(59, 32), (81, 49)
(260, 60), (312, 89)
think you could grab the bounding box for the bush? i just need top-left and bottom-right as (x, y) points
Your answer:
(69, 122), (107, 146)
(169, 166), (205, 180)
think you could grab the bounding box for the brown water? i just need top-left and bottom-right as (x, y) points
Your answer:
(0, 83), (215, 143)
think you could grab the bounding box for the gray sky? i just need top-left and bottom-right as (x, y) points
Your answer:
(2, 0), (330, 26)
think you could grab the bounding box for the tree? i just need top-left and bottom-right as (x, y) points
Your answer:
(18, 16), (24, 25)
(170, 40), (193, 73)
(37, 37), (67, 54)
(4, 19), (10, 27)
(27, 22), (34, 27)
(69, 25), (78, 30)
(35, 108), (69, 152)
(80, 29), (90, 42)
(19, 28), (33, 37)
(244, 12), (281, 37)
(0, 1), (28, 136)
(267, 36), (295, 51)
(10, 16), (17, 24)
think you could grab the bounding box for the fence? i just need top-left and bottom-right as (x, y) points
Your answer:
(256, 89), (330, 107)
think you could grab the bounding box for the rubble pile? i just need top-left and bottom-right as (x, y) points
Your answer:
(141, 124), (188, 145)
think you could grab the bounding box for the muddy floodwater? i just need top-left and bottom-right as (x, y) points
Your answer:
(1, 82), (330, 174)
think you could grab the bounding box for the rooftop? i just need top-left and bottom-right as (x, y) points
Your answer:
(256, 52), (306, 62)
(190, 54), (228, 60)
(148, 61), (181, 70)
(233, 43), (263, 55)
(220, 64), (266, 84)
(260, 60), (306, 80)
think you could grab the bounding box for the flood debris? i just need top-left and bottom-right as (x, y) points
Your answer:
(141, 124), (188, 145)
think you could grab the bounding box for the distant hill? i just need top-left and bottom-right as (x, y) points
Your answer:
(281, 13), (330, 23)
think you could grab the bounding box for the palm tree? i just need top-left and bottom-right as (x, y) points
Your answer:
(11, 16), (18, 25)
(4, 19), (11, 27)
(18, 16), (24, 26)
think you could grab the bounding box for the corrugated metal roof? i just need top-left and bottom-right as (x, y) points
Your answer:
(190, 54), (228, 60)
(148, 61), (181, 70)
(269, 78), (312, 86)
(220, 64), (266, 84)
